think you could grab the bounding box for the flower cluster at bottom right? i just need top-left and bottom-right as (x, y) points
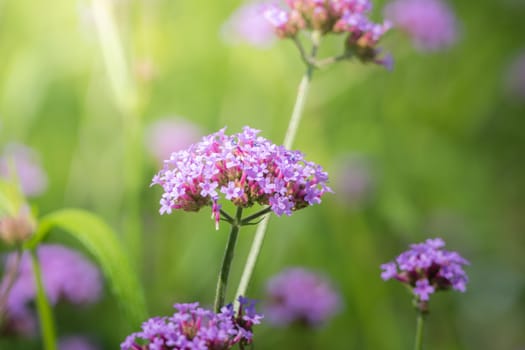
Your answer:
(380, 238), (469, 303)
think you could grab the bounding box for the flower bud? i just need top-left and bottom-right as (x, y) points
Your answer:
(0, 206), (35, 245)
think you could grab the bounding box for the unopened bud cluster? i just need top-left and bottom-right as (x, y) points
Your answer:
(0, 206), (35, 245)
(262, 0), (392, 68)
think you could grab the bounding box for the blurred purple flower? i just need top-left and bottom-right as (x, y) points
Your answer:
(381, 238), (469, 304)
(0, 143), (48, 197)
(221, 1), (276, 48)
(152, 126), (331, 228)
(384, 0), (459, 52)
(0, 244), (103, 335)
(505, 51), (525, 100)
(145, 118), (202, 164)
(121, 297), (262, 350)
(59, 336), (99, 350)
(333, 155), (375, 208)
(264, 267), (341, 327)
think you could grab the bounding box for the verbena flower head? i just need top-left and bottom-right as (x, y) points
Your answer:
(145, 118), (202, 164)
(221, 1), (276, 48)
(152, 126), (331, 229)
(264, 267), (341, 327)
(384, 0), (458, 52)
(1, 244), (103, 331)
(381, 238), (469, 305)
(261, 0), (392, 67)
(121, 297), (263, 350)
(0, 143), (48, 197)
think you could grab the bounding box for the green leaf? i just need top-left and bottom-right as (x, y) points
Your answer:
(24, 209), (147, 328)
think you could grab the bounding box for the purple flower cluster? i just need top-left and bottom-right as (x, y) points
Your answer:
(121, 297), (263, 350)
(384, 0), (458, 52)
(264, 267), (341, 327)
(0, 244), (102, 336)
(152, 126), (331, 228)
(261, 0), (392, 67)
(381, 238), (469, 302)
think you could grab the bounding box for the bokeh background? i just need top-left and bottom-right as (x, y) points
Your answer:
(1, 0), (525, 348)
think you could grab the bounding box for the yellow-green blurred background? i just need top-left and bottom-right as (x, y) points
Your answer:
(1, 0), (524, 348)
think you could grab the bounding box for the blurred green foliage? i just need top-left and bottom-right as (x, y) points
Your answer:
(1, 0), (524, 348)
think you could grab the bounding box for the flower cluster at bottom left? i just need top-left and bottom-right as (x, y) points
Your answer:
(121, 297), (262, 350)
(0, 244), (102, 337)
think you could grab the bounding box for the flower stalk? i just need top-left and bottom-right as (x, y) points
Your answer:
(31, 249), (57, 350)
(414, 310), (425, 350)
(214, 207), (243, 312)
(235, 30), (322, 304)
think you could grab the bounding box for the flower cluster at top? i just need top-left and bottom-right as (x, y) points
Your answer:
(0, 244), (102, 336)
(121, 297), (263, 350)
(261, 0), (392, 67)
(264, 267), (341, 327)
(380, 238), (469, 303)
(152, 126), (331, 228)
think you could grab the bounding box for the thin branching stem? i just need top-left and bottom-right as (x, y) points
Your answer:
(315, 53), (353, 68)
(235, 31), (322, 306)
(220, 209), (235, 224)
(240, 207), (272, 226)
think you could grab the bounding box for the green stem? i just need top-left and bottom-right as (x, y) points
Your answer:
(234, 31), (322, 305)
(31, 249), (57, 350)
(0, 246), (22, 323)
(283, 30), (320, 149)
(220, 209), (235, 224)
(414, 311), (425, 350)
(314, 53), (353, 68)
(240, 207), (272, 226)
(214, 207), (243, 312)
